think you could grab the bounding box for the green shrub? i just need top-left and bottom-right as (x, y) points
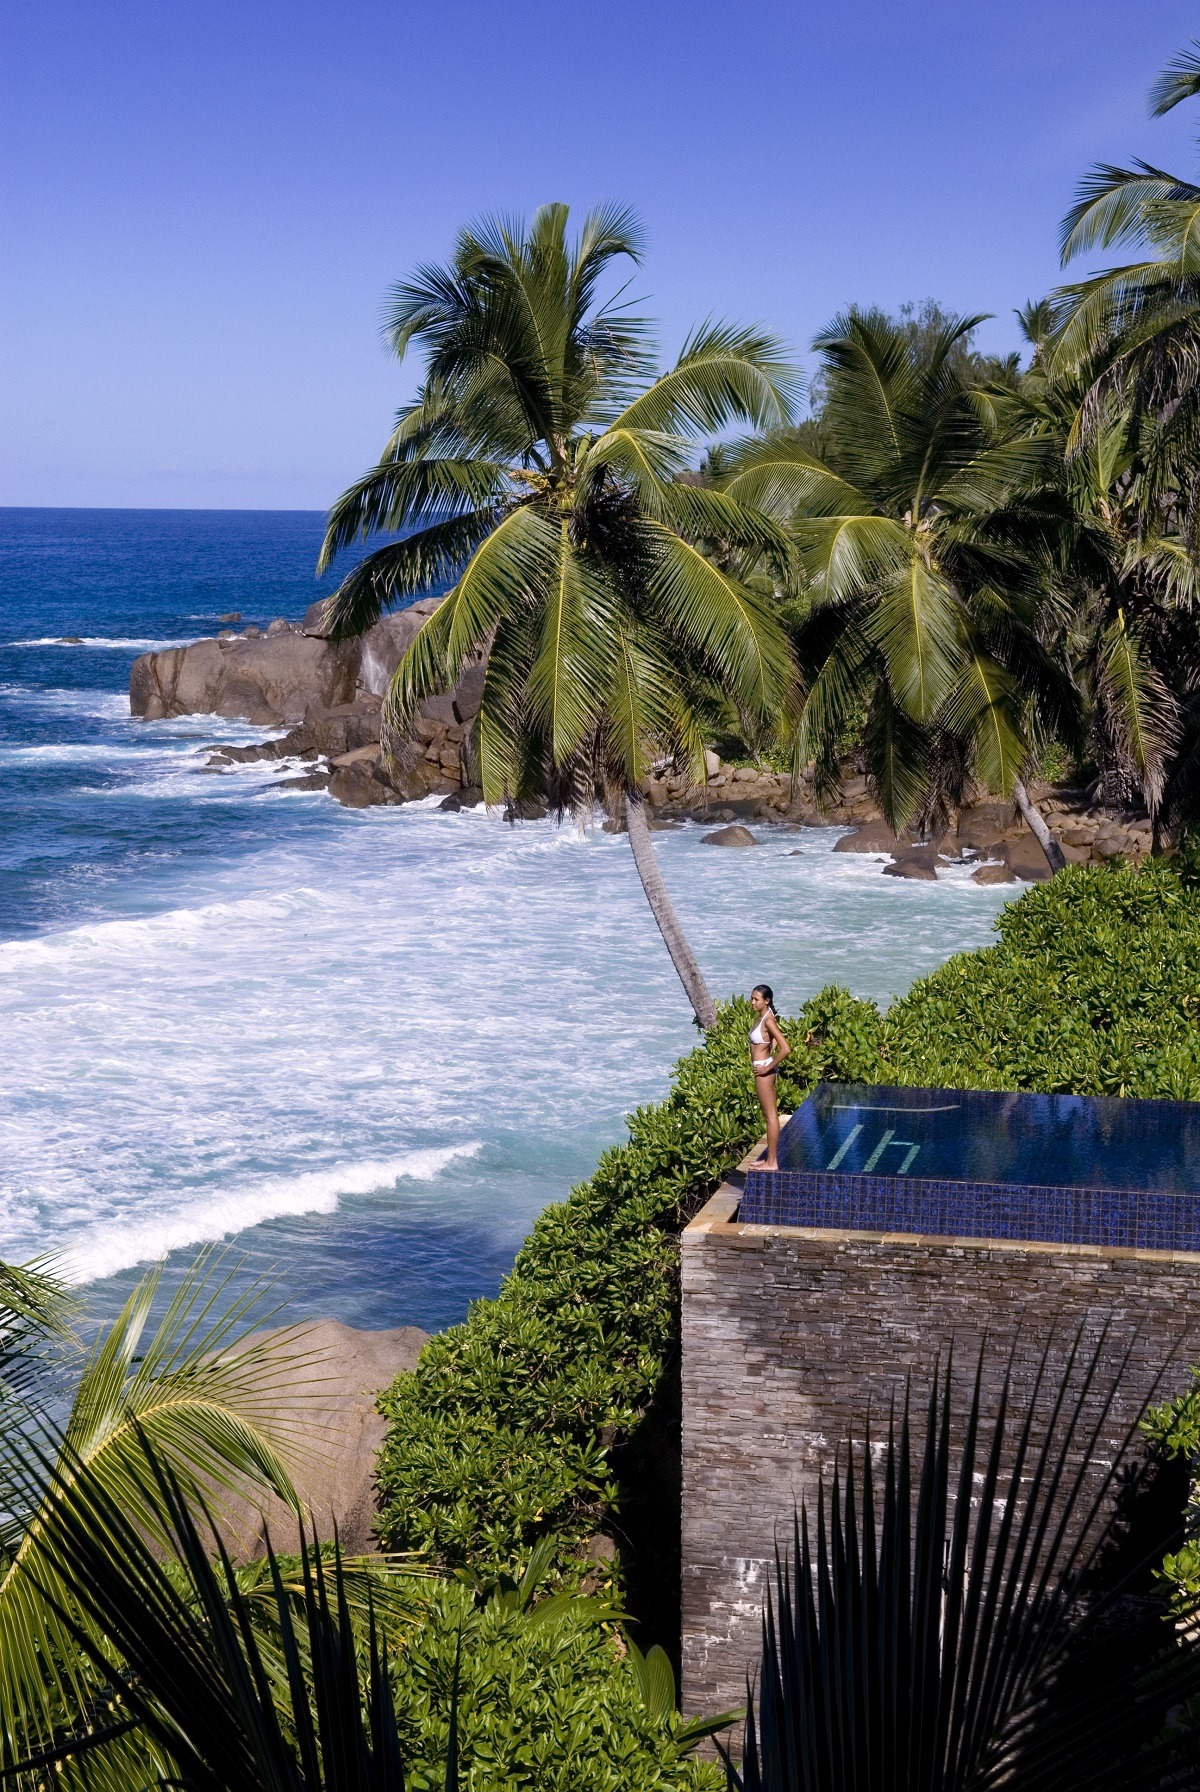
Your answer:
(376, 861), (1200, 1603)
(383, 1578), (723, 1792)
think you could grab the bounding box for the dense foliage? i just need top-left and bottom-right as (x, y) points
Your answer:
(377, 861), (1200, 1603)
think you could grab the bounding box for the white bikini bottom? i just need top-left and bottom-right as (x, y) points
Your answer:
(752, 1060), (777, 1077)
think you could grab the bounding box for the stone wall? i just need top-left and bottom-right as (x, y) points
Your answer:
(679, 1182), (1200, 1721)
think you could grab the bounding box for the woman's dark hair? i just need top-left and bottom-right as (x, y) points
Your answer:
(752, 983), (775, 1010)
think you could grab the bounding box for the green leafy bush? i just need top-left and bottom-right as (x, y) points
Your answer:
(377, 861), (1200, 1604)
(383, 1578), (724, 1792)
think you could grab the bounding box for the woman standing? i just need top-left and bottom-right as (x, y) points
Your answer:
(749, 983), (790, 1169)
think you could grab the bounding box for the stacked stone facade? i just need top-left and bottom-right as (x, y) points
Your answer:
(680, 1181), (1200, 1720)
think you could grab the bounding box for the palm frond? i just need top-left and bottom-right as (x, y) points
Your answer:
(525, 526), (618, 763)
(638, 521), (793, 719)
(21, 1436), (451, 1792)
(861, 682), (931, 828)
(606, 322), (799, 439)
(0, 1255), (314, 1773)
(1059, 162), (1200, 263)
(733, 1335), (1200, 1792)
(797, 514), (911, 607)
(865, 554), (964, 723)
(1095, 612), (1181, 813)
(1150, 39), (1200, 116)
(318, 455), (513, 572)
(942, 651), (1025, 795)
(322, 512), (500, 640)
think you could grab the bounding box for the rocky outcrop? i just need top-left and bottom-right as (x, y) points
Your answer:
(209, 1318), (427, 1560)
(134, 611), (1164, 859)
(831, 789), (1156, 885)
(130, 625), (359, 726)
(135, 597), (484, 809)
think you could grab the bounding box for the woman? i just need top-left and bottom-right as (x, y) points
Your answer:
(749, 983), (790, 1169)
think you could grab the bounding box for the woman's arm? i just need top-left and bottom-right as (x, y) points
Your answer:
(765, 1014), (790, 1062)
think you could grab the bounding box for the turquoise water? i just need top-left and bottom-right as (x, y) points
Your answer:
(0, 509), (1014, 1332)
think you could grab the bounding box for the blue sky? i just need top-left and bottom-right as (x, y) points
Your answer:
(3, 0), (1199, 510)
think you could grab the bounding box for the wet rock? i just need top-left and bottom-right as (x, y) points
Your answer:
(702, 824), (758, 847)
(218, 611), (241, 623)
(833, 821), (915, 855)
(972, 862), (1017, 885)
(1002, 833), (1054, 881)
(327, 761), (399, 808)
(275, 771), (331, 792)
(883, 847), (938, 881)
(439, 786), (484, 812)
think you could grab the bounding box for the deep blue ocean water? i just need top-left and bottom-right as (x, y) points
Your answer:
(0, 508), (1013, 1336)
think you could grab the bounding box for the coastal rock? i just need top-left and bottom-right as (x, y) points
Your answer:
(439, 786), (484, 811)
(833, 821), (915, 855)
(954, 802), (1021, 851)
(972, 862), (1017, 885)
(355, 598), (445, 695)
(702, 824), (758, 847)
(132, 596), (487, 812)
(209, 1318), (428, 1559)
(1002, 834), (1054, 881)
(130, 633), (358, 726)
(882, 848), (939, 881)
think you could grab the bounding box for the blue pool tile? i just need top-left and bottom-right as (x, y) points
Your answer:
(739, 1083), (1200, 1251)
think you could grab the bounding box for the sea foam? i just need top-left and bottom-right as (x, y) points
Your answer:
(58, 1144), (481, 1283)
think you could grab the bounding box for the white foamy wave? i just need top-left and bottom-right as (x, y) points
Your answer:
(0, 741), (175, 766)
(60, 1143), (482, 1283)
(6, 637), (192, 651)
(0, 886), (334, 971)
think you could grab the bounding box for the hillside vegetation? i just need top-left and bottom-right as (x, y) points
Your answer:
(376, 862), (1200, 1619)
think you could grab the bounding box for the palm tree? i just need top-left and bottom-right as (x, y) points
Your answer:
(721, 310), (1072, 868)
(1009, 325), (1200, 831)
(0, 1251), (311, 1780)
(317, 204), (798, 1028)
(1046, 43), (1200, 839)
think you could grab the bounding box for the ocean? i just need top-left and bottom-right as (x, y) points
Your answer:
(0, 508), (1014, 1334)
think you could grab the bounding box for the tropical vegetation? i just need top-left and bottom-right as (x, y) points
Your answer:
(6, 867), (1200, 1784)
(13, 36), (1200, 1792)
(317, 203), (800, 1027)
(313, 38), (1200, 960)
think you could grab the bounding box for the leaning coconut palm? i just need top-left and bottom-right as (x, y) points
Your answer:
(0, 1250), (312, 1782)
(721, 309), (1072, 867)
(318, 204), (798, 1028)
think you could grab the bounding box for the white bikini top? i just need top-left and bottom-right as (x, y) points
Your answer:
(749, 1014), (769, 1046)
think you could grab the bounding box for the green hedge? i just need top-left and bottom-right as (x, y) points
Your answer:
(376, 861), (1200, 1601)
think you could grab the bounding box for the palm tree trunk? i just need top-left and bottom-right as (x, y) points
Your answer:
(625, 795), (718, 1028)
(1013, 779), (1067, 874)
